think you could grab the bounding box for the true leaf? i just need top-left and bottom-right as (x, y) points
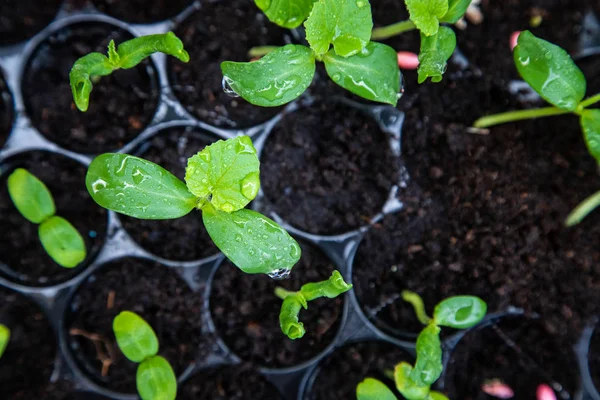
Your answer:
(7, 168), (55, 224)
(429, 391), (450, 400)
(113, 311), (159, 363)
(581, 109), (600, 163)
(221, 44), (315, 107)
(300, 270), (352, 301)
(136, 355), (177, 400)
(411, 323), (443, 386)
(185, 136), (260, 213)
(202, 205), (301, 274)
(394, 362), (431, 399)
(279, 295), (306, 339)
(323, 42), (400, 105)
(357, 378), (398, 400)
(440, 0), (471, 23)
(255, 0), (316, 28)
(433, 296), (487, 329)
(304, 0), (373, 57)
(0, 324), (10, 359)
(418, 27), (456, 84)
(405, 0), (448, 36)
(514, 31), (586, 111)
(38, 216), (86, 268)
(86, 154), (197, 220)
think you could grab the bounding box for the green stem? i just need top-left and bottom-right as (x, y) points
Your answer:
(580, 93), (600, 109)
(247, 46), (279, 58)
(383, 369), (395, 380)
(473, 106), (571, 129)
(401, 290), (432, 325)
(565, 190), (600, 227)
(275, 287), (296, 300)
(371, 20), (417, 41)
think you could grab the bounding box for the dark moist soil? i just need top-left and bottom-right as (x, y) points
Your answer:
(180, 364), (283, 400)
(305, 341), (414, 400)
(0, 0), (62, 45)
(90, 0), (193, 23)
(119, 127), (219, 260)
(0, 74), (13, 147)
(66, 257), (204, 394)
(0, 151), (107, 286)
(260, 101), (400, 235)
(210, 240), (343, 368)
(588, 322), (600, 395)
(169, 0), (288, 128)
(444, 316), (579, 400)
(22, 22), (159, 154)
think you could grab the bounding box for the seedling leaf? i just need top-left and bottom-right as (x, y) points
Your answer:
(429, 391), (450, 400)
(440, 0), (471, 23)
(418, 27), (456, 84)
(86, 154), (197, 220)
(38, 216), (86, 268)
(394, 362), (431, 399)
(279, 295), (307, 339)
(255, 0), (316, 28)
(69, 53), (114, 112)
(136, 355), (177, 400)
(411, 323), (443, 386)
(185, 136), (260, 213)
(514, 31), (586, 111)
(221, 44), (316, 107)
(300, 270), (352, 301)
(116, 32), (189, 69)
(357, 378), (398, 400)
(0, 324), (10, 359)
(405, 0), (448, 36)
(113, 311), (159, 363)
(433, 295), (487, 329)
(581, 109), (600, 163)
(7, 168), (56, 224)
(323, 42), (400, 105)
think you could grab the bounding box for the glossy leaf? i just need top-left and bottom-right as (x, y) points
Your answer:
(429, 391), (450, 400)
(279, 295), (307, 339)
(38, 216), (86, 268)
(113, 311), (159, 363)
(323, 42), (400, 105)
(581, 109), (600, 163)
(514, 31), (586, 111)
(136, 355), (177, 400)
(185, 136), (260, 213)
(405, 0), (448, 36)
(357, 378), (398, 400)
(300, 270), (352, 301)
(440, 0), (471, 23)
(255, 0), (316, 28)
(86, 154), (197, 220)
(304, 0), (373, 57)
(411, 323), (442, 386)
(418, 27), (456, 84)
(0, 324), (10, 359)
(433, 296), (487, 329)
(221, 44), (315, 107)
(394, 362), (431, 399)
(7, 168), (55, 224)
(202, 205), (301, 274)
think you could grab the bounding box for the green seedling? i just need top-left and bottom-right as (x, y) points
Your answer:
(7, 168), (86, 268)
(70, 32), (189, 112)
(471, 31), (600, 226)
(86, 135), (301, 276)
(113, 311), (177, 400)
(356, 291), (487, 400)
(222, 0), (401, 107)
(275, 270), (352, 339)
(0, 324), (10, 359)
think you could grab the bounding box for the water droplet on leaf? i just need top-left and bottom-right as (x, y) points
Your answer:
(222, 76), (240, 98)
(267, 268), (291, 280)
(241, 172), (260, 200)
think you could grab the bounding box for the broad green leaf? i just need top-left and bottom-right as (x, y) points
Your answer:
(136, 355), (177, 400)
(323, 42), (400, 105)
(221, 44), (315, 107)
(113, 311), (159, 363)
(429, 391), (450, 400)
(7, 168), (55, 224)
(202, 205), (301, 274)
(0, 324), (10, 359)
(185, 136), (260, 213)
(86, 154), (197, 220)
(357, 378), (398, 400)
(514, 31), (586, 111)
(581, 109), (600, 163)
(411, 323), (442, 386)
(279, 295), (306, 339)
(255, 0), (316, 28)
(394, 362), (431, 399)
(440, 0), (471, 23)
(116, 32), (189, 69)
(418, 27), (456, 84)
(300, 270), (352, 301)
(38, 216), (86, 268)
(304, 0), (373, 57)
(433, 296), (487, 329)
(405, 0), (448, 36)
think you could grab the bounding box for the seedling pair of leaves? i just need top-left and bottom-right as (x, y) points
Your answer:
(86, 135), (302, 275)
(6, 168), (86, 268)
(113, 311), (176, 400)
(472, 31), (600, 226)
(222, 0), (401, 107)
(356, 291), (487, 400)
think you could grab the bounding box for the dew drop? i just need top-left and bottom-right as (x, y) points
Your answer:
(289, 243), (300, 259)
(282, 44), (296, 55)
(331, 73), (342, 82)
(518, 56), (530, 66)
(356, 0), (365, 7)
(235, 234), (243, 242)
(267, 268), (291, 280)
(241, 172), (260, 200)
(222, 76), (240, 98)
(199, 151), (211, 163)
(221, 202), (235, 212)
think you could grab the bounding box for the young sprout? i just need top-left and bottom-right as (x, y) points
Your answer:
(356, 291), (487, 400)
(275, 270), (352, 339)
(113, 311), (177, 400)
(70, 32), (189, 112)
(7, 168), (86, 268)
(0, 324), (10, 359)
(471, 31), (600, 226)
(85, 135), (301, 276)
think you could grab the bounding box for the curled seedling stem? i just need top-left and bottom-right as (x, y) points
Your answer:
(69, 328), (115, 377)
